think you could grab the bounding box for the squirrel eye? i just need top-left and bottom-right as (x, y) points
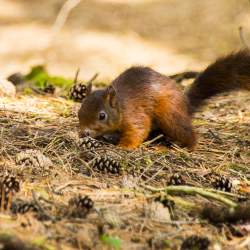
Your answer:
(99, 111), (107, 121)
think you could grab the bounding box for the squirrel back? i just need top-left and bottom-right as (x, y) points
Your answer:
(187, 49), (250, 113)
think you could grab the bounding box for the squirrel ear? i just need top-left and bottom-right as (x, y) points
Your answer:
(105, 85), (117, 108)
(86, 82), (92, 96)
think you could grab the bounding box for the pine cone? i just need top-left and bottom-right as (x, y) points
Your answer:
(43, 84), (55, 94)
(213, 176), (232, 192)
(16, 149), (53, 175)
(168, 173), (185, 185)
(68, 195), (94, 218)
(2, 174), (20, 193)
(78, 136), (103, 150)
(0, 173), (20, 210)
(92, 156), (121, 174)
(69, 83), (87, 102)
(69, 195), (94, 209)
(11, 199), (38, 214)
(181, 235), (210, 250)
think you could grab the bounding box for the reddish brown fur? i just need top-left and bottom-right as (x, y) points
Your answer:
(78, 50), (250, 150)
(79, 66), (196, 149)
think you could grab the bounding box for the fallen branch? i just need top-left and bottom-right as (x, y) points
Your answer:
(142, 184), (237, 208)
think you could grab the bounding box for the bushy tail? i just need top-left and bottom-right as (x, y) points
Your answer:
(186, 49), (250, 114)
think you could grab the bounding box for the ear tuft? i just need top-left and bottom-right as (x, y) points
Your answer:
(105, 85), (117, 108)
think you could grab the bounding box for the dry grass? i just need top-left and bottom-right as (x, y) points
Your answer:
(0, 90), (249, 249)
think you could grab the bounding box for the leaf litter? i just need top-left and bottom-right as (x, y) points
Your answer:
(0, 85), (249, 249)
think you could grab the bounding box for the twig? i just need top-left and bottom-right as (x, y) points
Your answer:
(74, 68), (80, 84)
(207, 188), (246, 199)
(53, 181), (85, 194)
(142, 184), (237, 207)
(44, 0), (82, 60)
(208, 129), (222, 143)
(169, 71), (199, 83)
(142, 134), (164, 146)
(239, 26), (249, 48)
(51, 0), (82, 39)
(86, 73), (99, 85)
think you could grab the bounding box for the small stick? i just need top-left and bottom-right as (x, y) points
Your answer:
(207, 188), (246, 199)
(53, 181), (84, 194)
(73, 72), (98, 86)
(208, 129), (222, 143)
(51, 0), (82, 39)
(86, 73), (99, 85)
(74, 68), (80, 83)
(142, 134), (164, 146)
(239, 26), (249, 48)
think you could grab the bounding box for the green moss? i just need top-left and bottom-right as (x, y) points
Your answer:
(100, 234), (121, 250)
(25, 65), (73, 90)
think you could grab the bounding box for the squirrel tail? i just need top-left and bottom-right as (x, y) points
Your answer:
(186, 49), (250, 114)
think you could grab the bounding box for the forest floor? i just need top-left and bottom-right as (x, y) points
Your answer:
(0, 87), (249, 250)
(0, 0), (250, 249)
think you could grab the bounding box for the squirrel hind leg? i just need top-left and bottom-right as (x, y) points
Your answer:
(155, 108), (197, 150)
(118, 115), (151, 149)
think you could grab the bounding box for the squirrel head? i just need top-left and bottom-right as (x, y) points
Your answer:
(78, 83), (121, 138)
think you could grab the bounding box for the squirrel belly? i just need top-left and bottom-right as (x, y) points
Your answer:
(78, 50), (250, 150)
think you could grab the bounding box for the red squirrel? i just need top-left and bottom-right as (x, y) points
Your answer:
(78, 50), (250, 149)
